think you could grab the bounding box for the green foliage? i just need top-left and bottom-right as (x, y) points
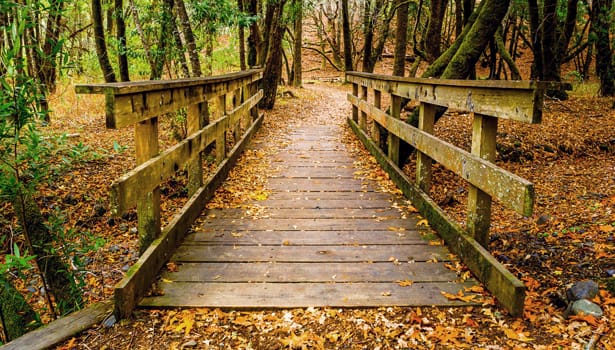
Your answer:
(0, 243), (36, 277)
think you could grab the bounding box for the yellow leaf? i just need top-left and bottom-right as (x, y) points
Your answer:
(417, 219), (429, 227)
(161, 278), (173, 283)
(396, 279), (414, 287)
(381, 291), (392, 296)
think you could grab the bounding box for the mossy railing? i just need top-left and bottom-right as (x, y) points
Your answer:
(346, 71), (549, 317)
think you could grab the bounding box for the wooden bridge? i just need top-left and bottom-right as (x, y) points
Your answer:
(74, 70), (548, 319)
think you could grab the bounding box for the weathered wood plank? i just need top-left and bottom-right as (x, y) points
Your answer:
(114, 113), (264, 319)
(110, 91), (263, 214)
(0, 300), (114, 350)
(161, 262), (458, 282)
(346, 71), (545, 124)
(140, 281), (479, 308)
(172, 244), (450, 263)
(348, 117), (525, 317)
(267, 178), (366, 192)
(198, 218), (422, 231)
(348, 93), (534, 216)
(270, 166), (355, 178)
(257, 198), (393, 209)
(202, 207), (407, 219)
(183, 230), (429, 245)
(264, 191), (391, 201)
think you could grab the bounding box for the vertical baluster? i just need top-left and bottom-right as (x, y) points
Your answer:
(187, 101), (209, 196)
(135, 117), (160, 253)
(388, 95), (401, 166)
(416, 102), (435, 192)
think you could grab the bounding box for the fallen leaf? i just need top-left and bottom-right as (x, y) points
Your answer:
(396, 279), (414, 287)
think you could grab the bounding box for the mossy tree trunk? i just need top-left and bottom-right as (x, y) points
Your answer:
(592, 0), (615, 96)
(260, 0), (287, 109)
(13, 194), (83, 316)
(92, 0), (117, 83)
(0, 274), (39, 341)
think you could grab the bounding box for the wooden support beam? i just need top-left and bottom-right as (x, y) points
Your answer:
(359, 85), (368, 130)
(388, 95), (401, 167)
(135, 117), (160, 253)
(416, 102), (435, 192)
(348, 94), (534, 216)
(186, 102), (208, 197)
(216, 94), (227, 164)
(352, 83), (359, 122)
(467, 113), (498, 247)
(372, 89), (382, 148)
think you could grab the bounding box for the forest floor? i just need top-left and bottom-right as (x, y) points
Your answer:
(1, 75), (614, 349)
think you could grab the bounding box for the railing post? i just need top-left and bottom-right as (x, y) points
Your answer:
(216, 94), (226, 164)
(352, 83), (359, 122)
(359, 85), (368, 130)
(250, 81), (259, 121)
(372, 89), (382, 148)
(416, 102), (435, 192)
(232, 87), (242, 142)
(388, 94), (401, 166)
(467, 113), (498, 246)
(187, 102), (209, 196)
(135, 118), (160, 253)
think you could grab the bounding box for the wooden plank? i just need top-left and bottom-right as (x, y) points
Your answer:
(172, 244), (450, 263)
(257, 199), (393, 209)
(110, 91), (263, 214)
(348, 117), (526, 317)
(198, 218), (422, 231)
(265, 191), (391, 201)
(160, 262), (458, 282)
(270, 166), (355, 178)
(76, 70), (263, 129)
(267, 178), (366, 192)
(388, 94), (401, 166)
(114, 113), (264, 319)
(346, 71), (545, 124)
(184, 230), (429, 245)
(186, 101), (208, 196)
(202, 207), (407, 219)
(416, 102), (435, 192)
(348, 94), (534, 216)
(140, 281), (479, 308)
(0, 300), (114, 350)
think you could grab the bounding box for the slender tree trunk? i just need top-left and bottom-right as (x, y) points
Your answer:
(260, 2), (276, 65)
(116, 0), (130, 81)
(455, 0), (463, 36)
(361, 0), (375, 72)
(495, 27), (521, 80)
(92, 0), (117, 82)
(247, 0), (261, 67)
(176, 0), (201, 76)
(13, 195), (84, 316)
(341, 0), (353, 71)
(425, 0), (449, 62)
(260, 0), (288, 109)
(0, 274), (39, 341)
(128, 0), (155, 73)
(393, 0), (409, 77)
(151, 0), (175, 79)
(172, 16), (190, 78)
(527, 0), (542, 80)
(292, 0), (302, 86)
(238, 0), (247, 71)
(592, 0), (614, 96)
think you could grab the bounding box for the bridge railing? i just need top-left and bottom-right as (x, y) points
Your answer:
(346, 71), (549, 317)
(76, 69), (263, 318)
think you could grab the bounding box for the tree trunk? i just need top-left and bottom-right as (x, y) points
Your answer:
(172, 16), (190, 78)
(176, 0), (201, 76)
(260, 0), (288, 109)
(425, 0), (449, 62)
(592, 0), (615, 96)
(0, 274), (39, 341)
(238, 0), (247, 71)
(393, 0), (409, 77)
(38, 0), (64, 93)
(455, 0), (463, 37)
(361, 0), (375, 72)
(441, 0), (510, 79)
(341, 0), (353, 71)
(260, 2), (276, 65)
(292, 0), (302, 86)
(92, 0), (117, 82)
(128, 0), (155, 73)
(247, 0), (261, 67)
(151, 0), (175, 79)
(13, 195), (84, 316)
(116, 0), (130, 81)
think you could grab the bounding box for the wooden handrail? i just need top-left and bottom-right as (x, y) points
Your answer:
(346, 71), (549, 317)
(76, 70), (264, 318)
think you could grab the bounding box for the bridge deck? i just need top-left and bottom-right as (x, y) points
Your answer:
(140, 124), (479, 308)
